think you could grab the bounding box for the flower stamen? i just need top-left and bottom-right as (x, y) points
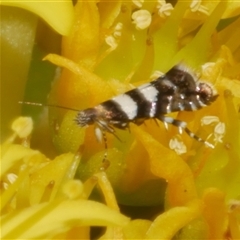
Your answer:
(169, 137), (187, 155)
(190, 0), (209, 15)
(132, 0), (144, 8)
(157, 0), (173, 18)
(132, 9), (152, 30)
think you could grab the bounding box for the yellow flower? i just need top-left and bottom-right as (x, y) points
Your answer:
(1, 0), (240, 239)
(1, 118), (129, 239)
(1, 0), (74, 35)
(0, 0), (73, 139)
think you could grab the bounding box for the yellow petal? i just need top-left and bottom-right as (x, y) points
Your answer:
(0, 144), (41, 178)
(1, 165), (29, 212)
(62, 0), (100, 69)
(123, 219), (151, 239)
(229, 209), (240, 239)
(131, 124), (197, 206)
(173, 0), (228, 67)
(30, 153), (77, 205)
(145, 200), (203, 239)
(1, 0), (74, 35)
(1, 199), (130, 239)
(1, 6), (36, 139)
(223, 1), (240, 18)
(202, 188), (228, 239)
(153, 1), (189, 71)
(44, 53), (114, 106)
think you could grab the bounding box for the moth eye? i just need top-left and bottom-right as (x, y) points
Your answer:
(197, 82), (218, 104)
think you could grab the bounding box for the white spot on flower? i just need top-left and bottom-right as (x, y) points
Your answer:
(11, 117), (33, 138)
(169, 137), (187, 155)
(2, 173), (18, 190)
(132, 0), (144, 8)
(213, 122), (225, 144)
(3, 182), (9, 190)
(201, 116), (225, 145)
(113, 22), (123, 38)
(201, 116), (219, 126)
(201, 62), (222, 80)
(7, 173), (18, 184)
(201, 62), (216, 71)
(105, 22), (123, 52)
(157, 0), (173, 18)
(190, 0), (209, 15)
(105, 36), (118, 50)
(132, 10), (152, 30)
(190, 0), (201, 12)
(214, 122), (225, 135)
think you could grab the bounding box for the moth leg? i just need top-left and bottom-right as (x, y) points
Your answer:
(100, 130), (110, 170)
(94, 126), (110, 169)
(157, 115), (214, 148)
(95, 120), (123, 168)
(95, 120), (122, 142)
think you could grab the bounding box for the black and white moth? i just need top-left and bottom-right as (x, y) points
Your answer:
(20, 65), (218, 150)
(75, 65), (218, 148)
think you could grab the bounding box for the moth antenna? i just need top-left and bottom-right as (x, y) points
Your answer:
(19, 101), (80, 112)
(19, 101), (44, 107)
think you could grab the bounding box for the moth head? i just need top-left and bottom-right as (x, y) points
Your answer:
(75, 108), (97, 127)
(196, 81), (218, 106)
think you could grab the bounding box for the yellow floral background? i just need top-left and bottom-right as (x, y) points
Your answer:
(1, 0), (240, 239)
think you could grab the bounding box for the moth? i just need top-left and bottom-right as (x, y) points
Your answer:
(21, 65), (218, 151)
(75, 65), (218, 148)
